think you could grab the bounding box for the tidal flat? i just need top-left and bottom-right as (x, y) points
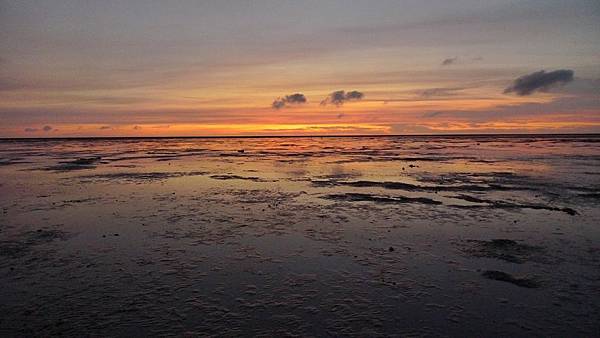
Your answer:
(0, 135), (599, 336)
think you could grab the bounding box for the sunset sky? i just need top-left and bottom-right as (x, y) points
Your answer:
(1, 0), (599, 137)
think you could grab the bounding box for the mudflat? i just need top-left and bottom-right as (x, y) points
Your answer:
(0, 135), (599, 336)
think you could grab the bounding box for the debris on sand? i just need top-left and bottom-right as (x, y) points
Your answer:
(322, 193), (441, 205)
(482, 270), (540, 288)
(461, 239), (544, 264)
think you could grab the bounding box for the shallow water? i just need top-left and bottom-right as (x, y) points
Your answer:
(1, 135), (599, 336)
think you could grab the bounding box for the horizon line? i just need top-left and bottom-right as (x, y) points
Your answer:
(1, 132), (599, 141)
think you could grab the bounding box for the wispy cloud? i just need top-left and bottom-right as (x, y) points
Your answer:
(504, 69), (574, 96)
(422, 111), (444, 118)
(23, 125), (53, 133)
(441, 57), (457, 66)
(420, 87), (466, 98)
(320, 90), (364, 106)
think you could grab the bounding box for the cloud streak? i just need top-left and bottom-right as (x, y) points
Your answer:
(320, 90), (364, 106)
(23, 125), (53, 133)
(420, 87), (466, 98)
(504, 69), (574, 96)
(422, 111), (444, 118)
(272, 93), (307, 109)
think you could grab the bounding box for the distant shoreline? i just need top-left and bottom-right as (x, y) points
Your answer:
(1, 133), (599, 141)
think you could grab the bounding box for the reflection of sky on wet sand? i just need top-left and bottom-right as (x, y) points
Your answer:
(1, 135), (599, 336)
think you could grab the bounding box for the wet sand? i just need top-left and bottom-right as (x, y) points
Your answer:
(0, 135), (599, 336)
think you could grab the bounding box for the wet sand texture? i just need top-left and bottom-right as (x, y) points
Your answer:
(0, 135), (599, 336)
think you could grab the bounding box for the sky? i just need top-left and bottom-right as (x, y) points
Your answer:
(1, 0), (599, 137)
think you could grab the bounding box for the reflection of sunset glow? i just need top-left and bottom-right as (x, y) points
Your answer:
(6, 88), (594, 137)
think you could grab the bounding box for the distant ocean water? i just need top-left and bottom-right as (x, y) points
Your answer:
(1, 135), (599, 336)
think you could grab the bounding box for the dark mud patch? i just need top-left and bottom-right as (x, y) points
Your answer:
(331, 155), (478, 164)
(0, 158), (32, 166)
(203, 189), (305, 204)
(313, 173), (362, 180)
(77, 171), (208, 183)
(312, 179), (528, 193)
(461, 239), (545, 264)
(110, 164), (139, 168)
(0, 227), (70, 259)
(43, 157), (102, 171)
(322, 193), (441, 205)
(106, 152), (206, 162)
(210, 175), (271, 182)
(468, 159), (501, 163)
(416, 172), (535, 190)
(27, 197), (103, 212)
(482, 270), (540, 288)
(577, 193), (600, 200)
(451, 194), (577, 215)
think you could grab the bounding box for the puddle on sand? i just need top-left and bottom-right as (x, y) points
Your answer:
(0, 135), (599, 336)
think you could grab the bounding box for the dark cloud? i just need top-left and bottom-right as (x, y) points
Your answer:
(324, 90), (347, 105)
(504, 69), (574, 96)
(133, 125), (142, 130)
(42, 125), (53, 132)
(345, 90), (364, 100)
(99, 126), (111, 130)
(441, 57), (457, 66)
(320, 90), (365, 106)
(272, 100), (286, 110)
(271, 93), (307, 109)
